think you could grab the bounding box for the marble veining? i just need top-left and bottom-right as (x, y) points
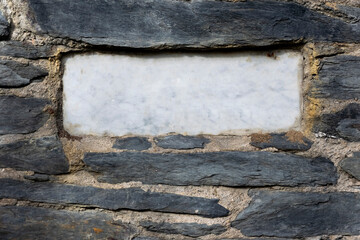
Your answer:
(63, 52), (302, 136)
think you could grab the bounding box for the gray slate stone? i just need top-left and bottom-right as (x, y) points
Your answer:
(26, 0), (360, 48)
(0, 11), (9, 39)
(0, 95), (49, 134)
(0, 41), (54, 59)
(312, 103), (360, 140)
(24, 173), (50, 182)
(0, 178), (229, 218)
(340, 155), (360, 180)
(155, 135), (209, 149)
(0, 135), (69, 174)
(83, 151), (337, 187)
(0, 206), (137, 240)
(133, 237), (162, 240)
(250, 132), (313, 151)
(140, 221), (226, 238)
(113, 137), (151, 151)
(231, 190), (360, 238)
(310, 55), (360, 99)
(0, 60), (48, 87)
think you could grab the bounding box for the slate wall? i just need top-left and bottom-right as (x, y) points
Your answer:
(0, 0), (360, 239)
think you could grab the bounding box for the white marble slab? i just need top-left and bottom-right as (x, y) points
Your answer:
(63, 51), (302, 136)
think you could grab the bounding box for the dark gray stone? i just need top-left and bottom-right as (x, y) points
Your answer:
(155, 135), (209, 149)
(133, 237), (162, 240)
(140, 221), (226, 238)
(26, 0), (360, 48)
(0, 60), (48, 87)
(0, 95), (49, 134)
(0, 135), (69, 174)
(231, 190), (360, 237)
(24, 173), (50, 182)
(338, 5), (360, 23)
(0, 41), (54, 59)
(0, 11), (9, 39)
(113, 137), (151, 151)
(0, 206), (137, 240)
(250, 132), (313, 151)
(312, 103), (360, 140)
(0, 178), (229, 218)
(310, 55), (360, 99)
(340, 155), (360, 180)
(83, 151), (337, 187)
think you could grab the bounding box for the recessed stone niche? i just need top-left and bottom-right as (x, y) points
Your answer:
(63, 51), (302, 136)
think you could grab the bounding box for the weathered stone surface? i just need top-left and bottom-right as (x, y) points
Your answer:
(0, 95), (49, 134)
(338, 5), (360, 23)
(312, 103), (360, 141)
(26, 0), (360, 48)
(310, 55), (360, 99)
(0, 41), (54, 59)
(231, 190), (360, 237)
(133, 237), (161, 240)
(140, 221), (226, 238)
(84, 151), (337, 187)
(0, 60), (48, 87)
(0, 179), (229, 218)
(113, 137), (151, 151)
(340, 155), (360, 180)
(250, 131), (312, 151)
(24, 173), (50, 182)
(155, 135), (209, 149)
(0, 11), (9, 39)
(0, 136), (68, 174)
(0, 206), (137, 240)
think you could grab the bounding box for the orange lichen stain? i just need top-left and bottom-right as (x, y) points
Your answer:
(93, 227), (103, 234)
(250, 133), (272, 143)
(285, 130), (305, 144)
(304, 97), (322, 136)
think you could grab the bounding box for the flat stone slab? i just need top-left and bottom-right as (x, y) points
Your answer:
(0, 41), (54, 59)
(83, 151), (337, 187)
(310, 55), (360, 99)
(340, 155), (360, 180)
(250, 131), (313, 151)
(26, 0), (360, 47)
(231, 190), (360, 238)
(154, 135), (209, 149)
(0, 95), (49, 134)
(0, 178), (229, 218)
(0, 59), (48, 87)
(113, 137), (151, 151)
(140, 221), (226, 238)
(0, 206), (137, 240)
(0, 135), (69, 174)
(312, 103), (360, 141)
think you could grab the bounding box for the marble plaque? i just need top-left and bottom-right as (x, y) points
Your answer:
(63, 51), (302, 136)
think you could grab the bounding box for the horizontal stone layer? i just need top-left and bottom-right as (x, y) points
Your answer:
(0, 95), (49, 135)
(140, 221), (226, 238)
(0, 135), (69, 174)
(113, 137), (151, 151)
(154, 135), (209, 150)
(0, 41), (54, 59)
(84, 151), (337, 187)
(0, 206), (137, 240)
(232, 190), (360, 237)
(26, 0), (360, 48)
(0, 179), (229, 218)
(310, 55), (360, 99)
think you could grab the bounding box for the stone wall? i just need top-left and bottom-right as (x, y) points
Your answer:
(0, 0), (360, 239)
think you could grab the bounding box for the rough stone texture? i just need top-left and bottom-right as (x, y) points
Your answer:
(338, 5), (360, 23)
(310, 55), (360, 99)
(340, 155), (360, 180)
(0, 206), (137, 240)
(0, 11), (9, 39)
(313, 103), (360, 140)
(24, 173), (50, 182)
(231, 190), (360, 238)
(0, 41), (54, 59)
(0, 136), (69, 174)
(140, 221), (226, 238)
(26, 0), (360, 48)
(0, 59), (48, 87)
(0, 179), (229, 218)
(132, 237), (161, 240)
(155, 135), (210, 149)
(113, 137), (151, 151)
(0, 95), (49, 134)
(250, 132), (313, 151)
(84, 151), (337, 187)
